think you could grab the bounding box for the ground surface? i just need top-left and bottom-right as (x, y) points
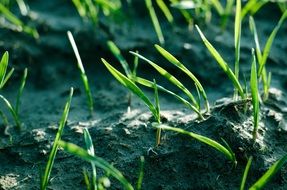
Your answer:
(0, 0), (287, 189)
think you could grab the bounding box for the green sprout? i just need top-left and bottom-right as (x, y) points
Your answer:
(136, 156), (145, 190)
(58, 140), (134, 190)
(240, 156), (253, 190)
(41, 88), (74, 190)
(67, 31), (94, 114)
(0, 51), (14, 90)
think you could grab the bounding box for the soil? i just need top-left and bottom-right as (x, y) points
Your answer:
(0, 0), (287, 189)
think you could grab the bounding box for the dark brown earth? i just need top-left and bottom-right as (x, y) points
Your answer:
(0, 0), (287, 189)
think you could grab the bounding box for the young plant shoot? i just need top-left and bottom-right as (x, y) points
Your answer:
(137, 156), (145, 190)
(240, 156), (253, 190)
(67, 31), (93, 114)
(0, 51), (14, 90)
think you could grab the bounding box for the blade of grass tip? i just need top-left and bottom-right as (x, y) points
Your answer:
(58, 140), (134, 190)
(250, 154), (287, 190)
(135, 77), (203, 119)
(240, 156), (253, 190)
(154, 44), (210, 112)
(234, 0), (241, 99)
(145, 0), (165, 45)
(136, 156), (145, 190)
(195, 25), (245, 99)
(130, 51), (199, 110)
(0, 51), (9, 88)
(83, 128), (97, 190)
(156, 0), (174, 24)
(67, 31), (93, 114)
(258, 10), (287, 76)
(15, 68), (28, 115)
(1, 68), (14, 89)
(101, 58), (157, 118)
(107, 41), (132, 78)
(153, 79), (161, 146)
(250, 49), (259, 140)
(153, 124), (236, 163)
(41, 88), (73, 190)
(0, 95), (20, 129)
(249, 16), (262, 63)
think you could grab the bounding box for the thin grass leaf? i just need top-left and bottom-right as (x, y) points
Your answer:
(101, 58), (157, 118)
(67, 31), (93, 114)
(249, 16), (262, 63)
(0, 51), (13, 89)
(145, 0), (165, 45)
(15, 68), (27, 115)
(240, 156), (253, 190)
(1, 68), (14, 89)
(210, 0), (224, 15)
(83, 168), (92, 190)
(250, 49), (259, 140)
(153, 124), (236, 163)
(132, 50), (139, 77)
(58, 140), (134, 190)
(234, 0), (241, 87)
(154, 44), (210, 112)
(250, 154), (287, 190)
(0, 95), (20, 128)
(258, 10), (287, 76)
(41, 88), (73, 190)
(135, 77), (202, 119)
(107, 41), (132, 78)
(84, 128), (97, 190)
(156, 0), (174, 24)
(136, 156), (144, 190)
(130, 51), (199, 109)
(195, 25), (245, 99)
(153, 79), (161, 146)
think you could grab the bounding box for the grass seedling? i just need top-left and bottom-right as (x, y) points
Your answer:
(234, 0), (241, 99)
(240, 156), (253, 190)
(153, 79), (161, 146)
(145, 0), (165, 45)
(67, 31), (93, 115)
(0, 51), (14, 90)
(153, 124), (236, 164)
(0, 3), (39, 38)
(249, 11), (287, 100)
(58, 140), (134, 190)
(83, 128), (97, 190)
(136, 156), (144, 190)
(250, 49), (259, 140)
(195, 25), (245, 99)
(41, 88), (73, 190)
(250, 154), (287, 190)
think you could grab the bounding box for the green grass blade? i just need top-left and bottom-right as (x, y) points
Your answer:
(156, 0), (174, 24)
(58, 140), (134, 190)
(107, 41), (132, 78)
(249, 16), (262, 63)
(15, 68), (28, 115)
(83, 168), (92, 190)
(0, 51), (9, 88)
(41, 88), (74, 190)
(240, 156), (253, 190)
(130, 51), (199, 109)
(0, 95), (20, 129)
(101, 58), (157, 118)
(250, 49), (259, 140)
(154, 44), (210, 112)
(71, 0), (87, 17)
(258, 10), (287, 76)
(67, 31), (93, 114)
(153, 79), (161, 146)
(83, 128), (97, 190)
(135, 77), (202, 119)
(234, 0), (241, 82)
(250, 154), (287, 190)
(1, 68), (14, 89)
(145, 0), (165, 45)
(195, 25), (245, 99)
(132, 50), (139, 77)
(153, 124), (236, 163)
(210, 0), (224, 15)
(136, 156), (145, 190)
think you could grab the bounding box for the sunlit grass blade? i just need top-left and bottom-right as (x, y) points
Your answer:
(136, 156), (144, 190)
(240, 156), (253, 190)
(135, 77), (202, 119)
(234, 0), (241, 99)
(15, 68), (27, 115)
(250, 49), (259, 140)
(101, 58), (157, 118)
(258, 10), (287, 76)
(154, 44), (210, 112)
(0, 51), (14, 89)
(145, 0), (165, 45)
(84, 128), (97, 190)
(249, 16), (262, 63)
(41, 88), (74, 190)
(132, 50), (139, 77)
(71, 0), (87, 18)
(156, 0), (174, 24)
(153, 79), (161, 146)
(250, 154), (287, 190)
(130, 51), (199, 109)
(153, 124), (236, 163)
(195, 25), (245, 99)
(58, 140), (134, 190)
(107, 41), (132, 78)
(0, 95), (21, 129)
(67, 31), (93, 114)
